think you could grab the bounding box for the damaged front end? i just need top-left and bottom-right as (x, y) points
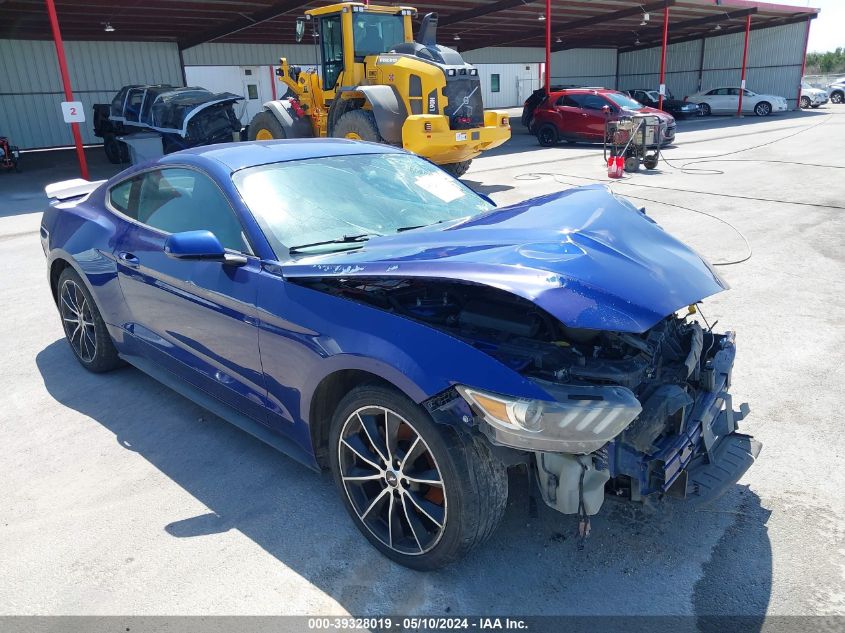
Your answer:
(441, 302), (761, 517)
(295, 275), (760, 517)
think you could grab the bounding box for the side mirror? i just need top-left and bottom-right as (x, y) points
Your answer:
(295, 17), (306, 43)
(164, 230), (246, 266)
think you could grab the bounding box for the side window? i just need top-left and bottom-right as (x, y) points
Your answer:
(562, 94), (584, 108)
(582, 95), (608, 110)
(706, 88), (721, 96)
(136, 168), (249, 253)
(727, 88), (741, 96)
(491, 74), (501, 93)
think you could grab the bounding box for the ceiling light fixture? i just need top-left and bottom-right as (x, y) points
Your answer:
(103, 22), (115, 32)
(640, 12), (650, 26)
(538, 13), (546, 21)
(714, 24), (722, 31)
(453, 34), (461, 40)
(555, 36), (562, 43)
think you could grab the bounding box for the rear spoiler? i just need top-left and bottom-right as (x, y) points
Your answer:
(45, 178), (107, 201)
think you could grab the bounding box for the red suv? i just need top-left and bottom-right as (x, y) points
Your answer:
(529, 88), (676, 147)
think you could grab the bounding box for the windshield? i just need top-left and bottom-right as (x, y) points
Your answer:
(353, 13), (405, 57)
(233, 153), (494, 256)
(606, 92), (643, 110)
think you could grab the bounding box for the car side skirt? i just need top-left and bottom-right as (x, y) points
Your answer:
(120, 351), (320, 472)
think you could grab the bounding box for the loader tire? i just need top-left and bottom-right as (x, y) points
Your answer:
(440, 160), (472, 178)
(249, 110), (287, 141)
(333, 109), (385, 144)
(103, 134), (128, 164)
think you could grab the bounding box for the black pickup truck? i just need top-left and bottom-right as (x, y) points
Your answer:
(93, 84), (244, 164)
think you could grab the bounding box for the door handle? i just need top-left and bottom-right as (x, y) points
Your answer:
(118, 251), (140, 267)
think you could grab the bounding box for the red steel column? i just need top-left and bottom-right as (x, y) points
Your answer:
(737, 13), (751, 116)
(544, 0), (551, 95)
(45, 0), (88, 180)
(658, 4), (670, 110)
(796, 18), (811, 108)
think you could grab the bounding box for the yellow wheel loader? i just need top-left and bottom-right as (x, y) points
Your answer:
(246, 2), (511, 177)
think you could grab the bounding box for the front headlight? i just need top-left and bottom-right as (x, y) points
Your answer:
(456, 383), (642, 454)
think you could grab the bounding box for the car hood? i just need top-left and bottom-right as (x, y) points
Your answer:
(628, 106), (675, 123)
(281, 185), (728, 334)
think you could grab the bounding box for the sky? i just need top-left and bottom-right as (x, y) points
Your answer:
(757, 0), (844, 52)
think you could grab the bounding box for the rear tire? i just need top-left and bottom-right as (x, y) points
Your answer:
(57, 268), (123, 373)
(536, 123), (558, 147)
(440, 160), (472, 178)
(830, 91), (844, 104)
(329, 385), (508, 570)
(248, 110), (287, 141)
(333, 109), (384, 144)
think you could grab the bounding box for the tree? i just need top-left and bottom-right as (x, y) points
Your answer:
(806, 47), (845, 75)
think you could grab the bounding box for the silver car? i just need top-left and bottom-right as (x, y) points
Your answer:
(828, 78), (845, 105)
(800, 83), (828, 108)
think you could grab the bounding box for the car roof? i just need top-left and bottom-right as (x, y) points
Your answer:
(162, 138), (406, 172)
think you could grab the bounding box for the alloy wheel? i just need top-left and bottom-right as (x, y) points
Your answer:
(755, 103), (771, 116)
(60, 279), (97, 363)
(800, 96), (810, 109)
(338, 406), (447, 556)
(832, 92), (843, 104)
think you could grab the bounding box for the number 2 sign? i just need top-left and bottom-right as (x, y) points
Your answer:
(61, 101), (85, 123)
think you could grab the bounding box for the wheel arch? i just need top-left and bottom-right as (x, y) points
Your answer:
(257, 100), (314, 138)
(306, 365), (424, 468)
(49, 256), (73, 305)
(335, 85), (407, 144)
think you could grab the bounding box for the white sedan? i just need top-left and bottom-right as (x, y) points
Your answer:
(688, 87), (788, 117)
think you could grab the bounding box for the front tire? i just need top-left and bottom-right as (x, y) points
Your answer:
(831, 91), (844, 104)
(754, 101), (771, 117)
(333, 109), (384, 144)
(800, 96), (811, 109)
(329, 385), (508, 570)
(248, 110), (287, 141)
(440, 160), (471, 178)
(103, 133), (128, 164)
(698, 103), (711, 117)
(57, 268), (123, 373)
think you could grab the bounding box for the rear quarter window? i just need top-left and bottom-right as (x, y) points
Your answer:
(108, 179), (134, 215)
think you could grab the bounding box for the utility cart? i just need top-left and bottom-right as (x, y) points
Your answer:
(603, 113), (663, 173)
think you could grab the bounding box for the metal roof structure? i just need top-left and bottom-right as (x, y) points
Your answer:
(0, 1), (819, 52)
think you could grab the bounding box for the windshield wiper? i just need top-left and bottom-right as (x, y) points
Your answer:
(288, 233), (378, 254)
(396, 220), (446, 232)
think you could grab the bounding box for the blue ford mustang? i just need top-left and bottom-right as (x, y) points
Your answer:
(41, 139), (760, 569)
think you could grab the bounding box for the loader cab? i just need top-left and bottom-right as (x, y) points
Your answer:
(304, 3), (415, 92)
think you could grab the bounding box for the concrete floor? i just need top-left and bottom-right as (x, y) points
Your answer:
(1, 108), (844, 620)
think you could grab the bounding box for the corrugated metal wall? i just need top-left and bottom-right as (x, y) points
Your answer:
(550, 48), (617, 88)
(618, 22), (807, 107)
(0, 39), (182, 149)
(619, 39), (702, 99)
(182, 42), (317, 66)
(462, 47), (545, 64)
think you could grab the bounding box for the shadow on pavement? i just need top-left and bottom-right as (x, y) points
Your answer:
(36, 337), (773, 620)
